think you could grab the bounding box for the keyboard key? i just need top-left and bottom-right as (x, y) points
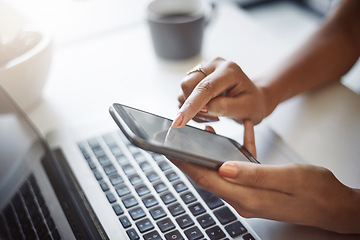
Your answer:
(103, 164), (117, 175)
(152, 154), (165, 162)
(149, 206), (166, 220)
(116, 155), (130, 166)
(98, 155), (111, 166)
(139, 162), (152, 172)
(197, 214), (215, 229)
(144, 230), (161, 240)
(243, 233), (256, 240)
(184, 226), (204, 240)
(188, 202), (205, 216)
(146, 171), (160, 182)
(157, 218), (175, 233)
(142, 195), (158, 208)
(168, 203), (185, 217)
(109, 174), (124, 186)
(160, 192), (176, 205)
(79, 144), (91, 160)
(119, 215), (132, 228)
(129, 174), (143, 186)
(93, 170), (103, 180)
(122, 195), (138, 208)
(128, 145), (140, 155)
(129, 207), (146, 220)
(180, 192), (196, 204)
(176, 214), (194, 229)
(93, 148), (106, 158)
(41, 205), (50, 218)
(88, 160), (96, 170)
(106, 192), (116, 203)
(136, 218), (154, 233)
(51, 228), (61, 240)
(158, 161), (172, 171)
(213, 207), (236, 225)
(166, 171), (179, 182)
(100, 182), (109, 192)
(126, 228), (140, 240)
(116, 185), (131, 197)
(135, 184), (151, 197)
(36, 222), (50, 238)
(122, 164), (136, 175)
(225, 221), (247, 238)
(133, 153), (147, 163)
(112, 204), (124, 216)
(165, 230), (184, 240)
(88, 139), (100, 148)
(110, 146), (123, 157)
(173, 181), (188, 193)
(153, 181), (168, 193)
(194, 187), (223, 210)
(46, 217), (55, 230)
(206, 226), (226, 240)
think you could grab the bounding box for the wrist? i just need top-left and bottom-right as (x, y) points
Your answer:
(255, 79), (281, 118)
(347, 188), (360, 234)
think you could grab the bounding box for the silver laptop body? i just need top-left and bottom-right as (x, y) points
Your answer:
(0, 85), (260, 240)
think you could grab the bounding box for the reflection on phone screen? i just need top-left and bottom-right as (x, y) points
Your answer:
(126, 106), (250, 163)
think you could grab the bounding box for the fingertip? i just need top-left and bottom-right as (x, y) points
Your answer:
(205, 125), (215, 133)
(172, 112), (184, 128)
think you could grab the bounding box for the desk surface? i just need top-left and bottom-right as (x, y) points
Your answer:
(9, 2), (360, 239)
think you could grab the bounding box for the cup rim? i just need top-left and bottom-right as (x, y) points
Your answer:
(146, 0), (210, 24)
(0, 27), (52, 71)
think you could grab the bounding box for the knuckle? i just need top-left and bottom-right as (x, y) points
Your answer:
(248, 166), (262, 187)
(197, 79), (215, 94)
(213, 56), (225, 63)
(180, 79), (192, 93)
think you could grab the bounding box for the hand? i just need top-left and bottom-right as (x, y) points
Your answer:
(173, 57), (270, 128)
(170, 121), (360, 234)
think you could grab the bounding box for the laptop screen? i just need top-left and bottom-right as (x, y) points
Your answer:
(0, 86), (46, 210)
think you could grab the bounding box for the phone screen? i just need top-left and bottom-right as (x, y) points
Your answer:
(123, 106), (252, 163)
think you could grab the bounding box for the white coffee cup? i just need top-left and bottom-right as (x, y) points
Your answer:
(0, 3), (53, 111)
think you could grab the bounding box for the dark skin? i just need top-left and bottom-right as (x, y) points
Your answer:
(171, 0), (360, 234)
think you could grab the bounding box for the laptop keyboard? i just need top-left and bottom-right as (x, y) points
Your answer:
(78, 131), (258, 240)
(0, 174), (60, 240)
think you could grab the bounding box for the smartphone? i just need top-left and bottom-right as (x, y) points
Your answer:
(109, 103), (259, 169)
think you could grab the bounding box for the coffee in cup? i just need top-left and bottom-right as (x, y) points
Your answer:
(147, 0), (211, 60)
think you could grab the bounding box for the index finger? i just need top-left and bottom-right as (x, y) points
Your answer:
(173, 71), (236, 128)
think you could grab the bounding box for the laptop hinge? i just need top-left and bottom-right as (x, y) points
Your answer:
(42, 148), (109, 240)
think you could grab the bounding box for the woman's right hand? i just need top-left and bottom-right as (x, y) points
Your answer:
(173, 57), (273, 128)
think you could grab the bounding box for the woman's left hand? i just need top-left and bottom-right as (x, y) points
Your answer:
(170, 121), (360, 234)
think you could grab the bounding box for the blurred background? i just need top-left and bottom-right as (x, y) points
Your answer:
(2, 0), (359, 94)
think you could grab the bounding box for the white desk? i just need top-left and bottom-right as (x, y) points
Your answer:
(19, 2), (360, 239)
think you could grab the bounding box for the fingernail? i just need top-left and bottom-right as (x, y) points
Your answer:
(200, 105), (208, 113)
(219, 162), (238, 178)
(172, 113), (184, 128)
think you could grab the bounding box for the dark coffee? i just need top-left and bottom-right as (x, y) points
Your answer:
(158, 13), (198, 23)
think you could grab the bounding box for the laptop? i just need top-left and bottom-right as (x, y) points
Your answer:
(0, 85), (260, 239)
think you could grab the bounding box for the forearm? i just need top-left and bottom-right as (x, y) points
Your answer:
(256, 0), (360, 117)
